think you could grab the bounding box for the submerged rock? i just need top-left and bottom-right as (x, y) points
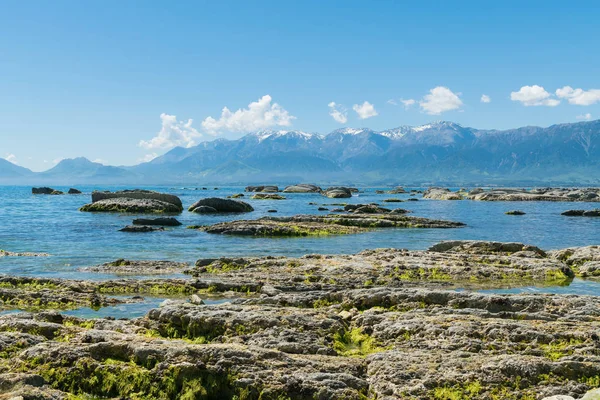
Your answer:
(81, 198), (182, 213)
(505, 210), (526, 215)
(188, 197), (254, 213)
(250, 193), (286, 200)
(132, 217), (182, 226)
(119, 225), (165, 232)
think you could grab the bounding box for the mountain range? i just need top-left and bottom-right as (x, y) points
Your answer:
(3, 120), (600, 186)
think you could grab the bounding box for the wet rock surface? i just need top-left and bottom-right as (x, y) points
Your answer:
(119, 225), (165, 232)
(80, 259), (189, 275)
(132, 217), (182, 226)
(80, 197), (182, 213)
(4, 242), (600, 399)
(188, 197), (254, 213)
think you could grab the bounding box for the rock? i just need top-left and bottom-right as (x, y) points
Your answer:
(229, 194), (245, 198)
(132, 217), (182, 226)
(423, 188), (463, 200)
(406, 198), (418, 201)
(190, 294), (204, 305)
(389, 208), (410, 214)
(119, 225), (165, 233)
(505, 210), (526, 215)
(375, 190), (385, 194)
(541, 396), (575, 400)
(251, 193), (286, 200)
(578, 261), (600, 277)
(549, 245), (600, 268)
(583, 389), (600, 400)
(81, 259), (187, 274)
(188, 198), (254, 213)
(32, 187), (63, 195)
(80, 198), (182, 213)
(67, 188), (82, 194)
(470, 188), (600, 202)
(562, 210), (586, 216)
(318, 207), (329, 211)
(245, 186), (279, 193)
(323, 187), (353, 198)
(191, 206), (218, 214)
(267, 209), (278, 213)
(0, 250), (49, 257)
(195, 213), (464, 237)
(387, 187), (406, 194)
(331, 208), (345, 212)
(584, 210), (600, 216)
(91, 190), (183, 210)
(282, 184), (322, 193)
(383, 198), (403, 203)
(429, 240), (548, 258)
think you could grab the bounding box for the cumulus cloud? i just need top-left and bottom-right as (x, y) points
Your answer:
(352, 101), (378, 119)
(510, 85), (560, 107)
(480, 94), (491, 103)
(328, 102), (348, 124)
(576, 113), (592, 121)
(139, 114), (202, 150)
(556, 86), (600, 106)
(139, 153), (158, 163)
(401, 99), (416, 109)
(419, 87), (463, 115)
(3, 154), (17, 164)
(201, 95), (295, 134)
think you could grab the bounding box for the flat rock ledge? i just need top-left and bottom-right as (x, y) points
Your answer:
(80, 198), (183, 213)
(0, 240), (599, 400)
(80, 259), (189, 275)
(190, 213), (464, 237)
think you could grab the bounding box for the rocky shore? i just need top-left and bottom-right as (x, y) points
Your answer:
(1, 241), (600, 399)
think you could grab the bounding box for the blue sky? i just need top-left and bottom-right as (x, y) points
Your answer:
(1, 0), (599, 171)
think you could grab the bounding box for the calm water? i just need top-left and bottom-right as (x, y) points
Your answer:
(1, 185), (600, 296)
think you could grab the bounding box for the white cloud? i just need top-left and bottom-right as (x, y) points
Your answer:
(352, 101), (378, 119)
(3, 154), (17, 164)
(139, 113), (202, 150)
(93, 158), (107, 164)
(386, 99), (398, 106)
(419, 86), (463, 115)
(139, 153), (158, 163)
(556, 86), (600, 106)
(328, 102), (348, 124)
(201, 95), (295, 134)
(401, 99), (416, 109)
(480, 94), (491, 103)
(576, 113), (592, 121)
(510, 85), (560, 107)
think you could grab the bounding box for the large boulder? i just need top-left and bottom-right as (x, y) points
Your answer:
(423, 188), (463, 200)
(283, 184), (322, 193)
(245, 186), (279, 193)
(80, 198), (182, 213)
(91, 190), (183, 211)
(188, 197), (254, 213)
(32, 187), (63, 195)
(324, 187), (353, 198)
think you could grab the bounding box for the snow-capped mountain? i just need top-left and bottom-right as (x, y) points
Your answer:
(3, 120), (600, 185)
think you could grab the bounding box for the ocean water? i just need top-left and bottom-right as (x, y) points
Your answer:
(1, 185), (600, 296)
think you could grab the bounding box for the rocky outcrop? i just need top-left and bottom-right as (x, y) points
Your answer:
(505, 210), (526, 215)
(67, 188), (82, 194)
(429, 240), (548, 258)
(562, 209), (600, 217)
(470, 188), (600, 202)
(423, 187), (463, 200)
(250, 193), (286, 200)
(387, 187), (406, 194)
(324, 187), (353, 198)
(32, 187), (63, 195)
(188, 197), (254, 213)
(132, 217), (182, 226)
(91, 190), (183, 210)
(80, 198), (182, 213)
(245, 185), (279, 193)
(81, 259), (188, 275)
(282, 184), (322, 193)
(119, 225), (165, 232)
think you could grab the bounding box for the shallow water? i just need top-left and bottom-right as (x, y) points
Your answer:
(1, 185), (600, 296)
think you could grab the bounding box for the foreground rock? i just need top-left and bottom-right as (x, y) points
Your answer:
(91, 189), (183, 210)
(188, 197), (254, 213)
(423, 187), (463, 200)
(80, 198), (182, 213)
(470, 187), (600, 202)
(80, 259), (188, 275)
(32, 187), (63, 195)
(132, 217), (182, 226)
(245, 185), (279, 193)
(282, 183), (322, 193)
(193, 213), (464, 237)
(1, 240), (599, 400)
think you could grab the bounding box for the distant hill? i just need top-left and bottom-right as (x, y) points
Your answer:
(3, 120), (600, 185)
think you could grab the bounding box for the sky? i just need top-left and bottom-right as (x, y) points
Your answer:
(1, 0), (599, 171)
